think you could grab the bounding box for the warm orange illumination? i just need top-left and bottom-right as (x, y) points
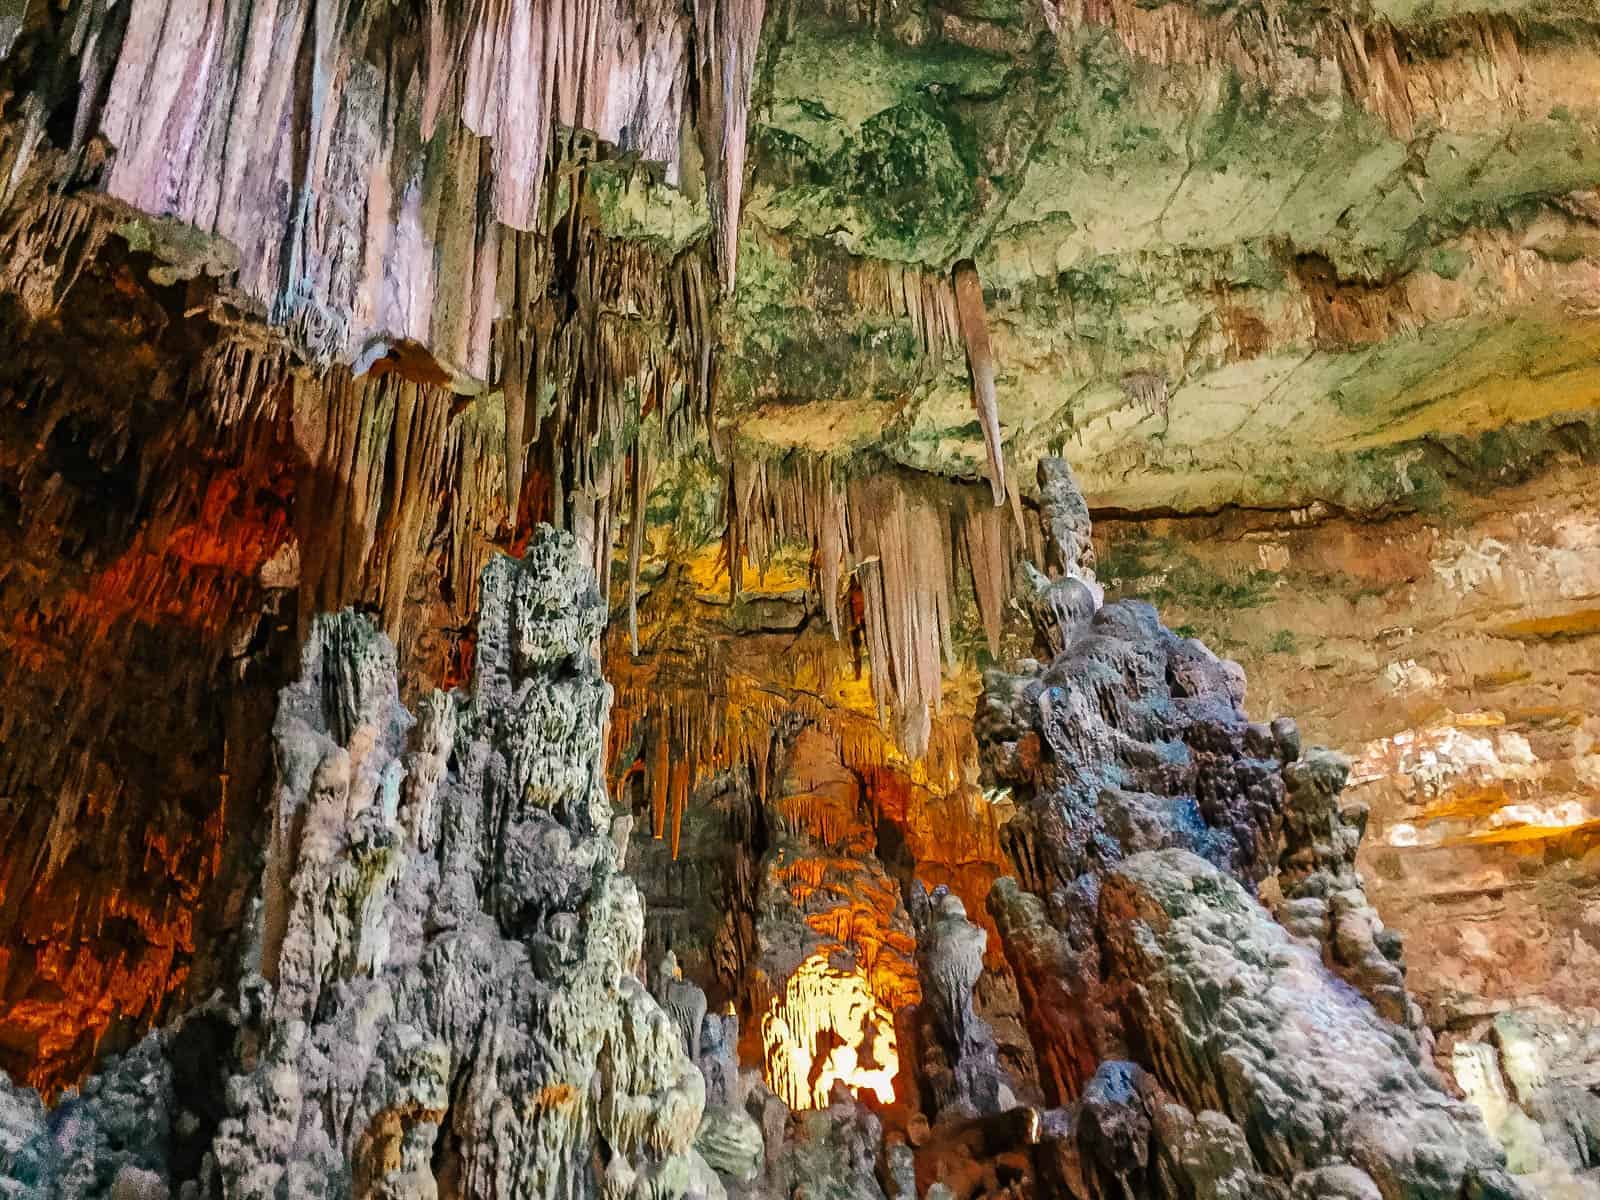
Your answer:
(761, 955), (899, 1110)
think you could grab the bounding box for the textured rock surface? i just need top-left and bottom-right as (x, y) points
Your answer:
(1101, 849), (1523, 1200)
(747, 726), (917, 1112)
(1276, 747), (1432, 1041)
(0, 1033), (173, 1199)
(908, 887), (1012, 1123)
(0, 530), (733, 1198)
(202, 529), (719, 1199)
(0, 16), (741, 1086)
(729, 2), (1600, 515)
(1091, 469), (1600, 1183)
(0, 1), (1598, 1195)
(977, 458), (1528, 1199)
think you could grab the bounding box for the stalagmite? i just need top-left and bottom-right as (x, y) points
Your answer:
(978, 458), (1527, 1198)
(910, 885), (1014, 1122)
(218, 530), (723, 1198)
(1276, 748), (1433, 1044)
(9, 0), (1599, 1192)
(952, 259), (1006, 506)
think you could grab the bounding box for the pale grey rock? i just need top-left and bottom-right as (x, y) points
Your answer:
(761, 1097), (887, 1200)
(1453, 1008), (1600, 1195)
(884, 1141), (915, 1200)
(910, 886), (1013, 1121)
(1101, 849), (1528, 1200)
(693, 1106), (764, 1185)
(206, 529), (718, 1200)
(1018, 458), (1105, 658)
(1276, 749), (1432, 1049)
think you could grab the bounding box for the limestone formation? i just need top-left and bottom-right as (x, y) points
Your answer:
(0, 1033), (173, 1199)
(204, 529), (721, 1200)
(1097, 850), (1524, 1200)
(908, 887), (1012, 1123)
(747, 726), (917, 1114)
(0, 530), (732, 1198)
(1015, 457), (1104, 660)
(1275, 749), (1432, 1044)
(978, 458), (1527, 1199)
(4, 0), (1600, 1188)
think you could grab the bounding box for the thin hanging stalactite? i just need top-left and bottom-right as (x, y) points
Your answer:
(626, 444), (656, 656)
(952, 258), (1007, 506)
(694, 0), (767, 291)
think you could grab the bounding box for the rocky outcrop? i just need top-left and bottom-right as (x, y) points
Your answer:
(0, 1032), (173, 1199)
(1089, 469), (1600, 1184)
(204, 528), (719, 1199)
(1451, 1008), (1600, 1196)
(978, 458), (1525, 1199)
(0, 8), (733, 1078)
(1093, 849), (1523, 1200)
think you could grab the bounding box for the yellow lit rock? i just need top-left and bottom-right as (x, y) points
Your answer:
(760, 954), (898, 1111)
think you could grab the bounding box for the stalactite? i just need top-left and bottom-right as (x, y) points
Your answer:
(849, 258), (961, 361)
(669, 450), (1029, 780)
(627, 445), (656, 656)
(952, 259), (1006, 506)
(694, 0), (767, 290)
(29, 0), (757, 371)
(962, 503), (1013, 660)
(848, 474), (954, 757)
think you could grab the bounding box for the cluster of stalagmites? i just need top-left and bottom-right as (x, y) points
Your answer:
(969, 459), (1526, 1200)
(0, 464), (1547, 1200)
(1, 531), (725, 1198)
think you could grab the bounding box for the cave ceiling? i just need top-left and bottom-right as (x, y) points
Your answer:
(729, 0), (1600, 511)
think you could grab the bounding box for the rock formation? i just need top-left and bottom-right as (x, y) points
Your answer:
(4, 531), (725, 1199)
(215, 530), (719, 1199)
(978, 457), (1530, 1200)
(908, 886), (1012, 1124)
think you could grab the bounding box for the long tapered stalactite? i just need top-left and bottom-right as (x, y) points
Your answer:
(0, 0), (760, 369)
